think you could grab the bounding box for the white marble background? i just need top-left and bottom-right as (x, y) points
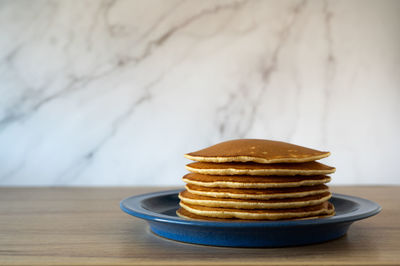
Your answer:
(0, 0), (399, 186)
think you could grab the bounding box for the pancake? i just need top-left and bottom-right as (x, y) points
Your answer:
(179, 190), (332, 209)
(186, 184), (329, 200)
(176, 207), (335, 221)
(184, 139), (330, 163)
(179, 201), (335, 220)
(182, 173), (331, 188)
(186, 162), (336, 176)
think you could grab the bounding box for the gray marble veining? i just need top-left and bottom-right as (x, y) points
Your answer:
(0, 0), (399, 185)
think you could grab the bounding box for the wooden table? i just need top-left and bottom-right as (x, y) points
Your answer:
(0, 186), (399, 265)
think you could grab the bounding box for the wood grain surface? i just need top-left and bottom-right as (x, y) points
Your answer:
(0, 186), (399, 265)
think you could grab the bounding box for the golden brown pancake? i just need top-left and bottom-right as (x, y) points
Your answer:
(179, 201), (335, 220)
(176, 207), (335, 221)
(179, 190), (332, 209)
(182, 173), (331, 188)
(184, 139), (330, 163)
(179, 139), (336, 222)
(186, 161), (336, 176)
(186, 184), (329, 199)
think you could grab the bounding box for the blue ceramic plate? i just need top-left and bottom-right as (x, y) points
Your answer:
(120, 189), (381, 247)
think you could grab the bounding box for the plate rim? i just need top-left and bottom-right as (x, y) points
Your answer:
(120, 189), (381, 228)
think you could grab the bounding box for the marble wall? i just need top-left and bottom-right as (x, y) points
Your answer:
(0, 0), (399, 186)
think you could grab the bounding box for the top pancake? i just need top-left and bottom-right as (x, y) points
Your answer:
(185, 139), (330, 164)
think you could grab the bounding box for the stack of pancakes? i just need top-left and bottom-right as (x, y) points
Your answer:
(177, 139), (336, 221)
